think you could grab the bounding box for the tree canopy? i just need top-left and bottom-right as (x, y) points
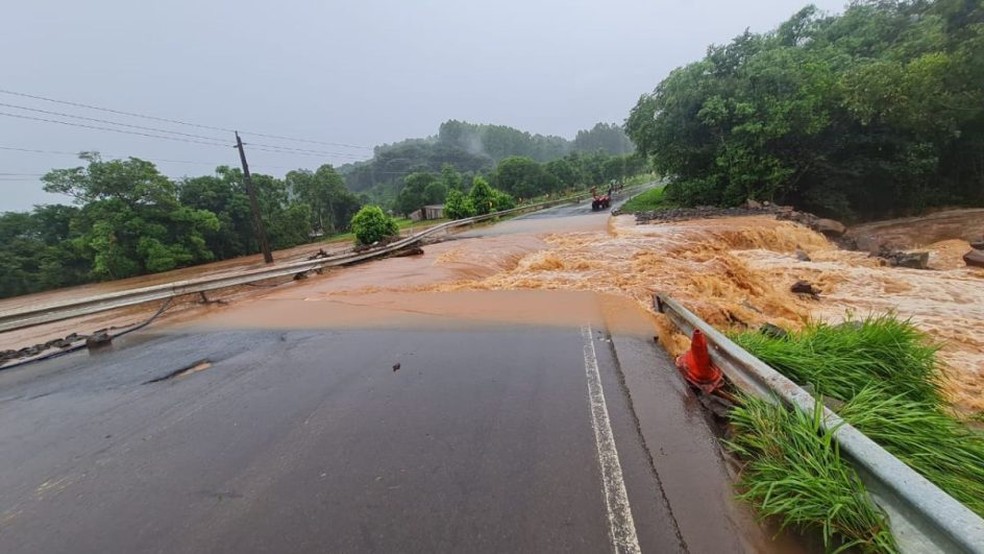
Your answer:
(626, 0), (984, 219)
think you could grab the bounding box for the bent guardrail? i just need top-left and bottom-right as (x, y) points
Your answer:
(0, 186), (646, 335)
(654, 294), (984, 554)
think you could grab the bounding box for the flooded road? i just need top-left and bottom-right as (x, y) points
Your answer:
(0, 197), (818, 553)
(5, 197), (981, 410)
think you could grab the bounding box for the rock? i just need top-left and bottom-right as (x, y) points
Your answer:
(794, 248), (811, 262)
(971, 241), (984, 251)
(878, 248), (930, 269)
(759, 323), (789, 339)
(854, 235), (883, 255)
(745, 198), (762, 209)
(392, 246), (424, 258)
(813, 218), (846, 238)
(85, 331), (112, 350)
(891, 251), (930, 269)
(791, 280), (821, 298)
(964, 249), (984, 268)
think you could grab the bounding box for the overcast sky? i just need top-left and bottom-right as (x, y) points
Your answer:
(1, 0), (845, 211)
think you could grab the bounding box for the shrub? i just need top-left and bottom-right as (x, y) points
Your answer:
(444, 189), (476, 220)
(469, 177), (496, 215)
(350, 205), (398, 245)
(492, 189), (516, 211)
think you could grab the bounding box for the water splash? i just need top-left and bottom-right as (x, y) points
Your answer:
(415, 215), (984, 413)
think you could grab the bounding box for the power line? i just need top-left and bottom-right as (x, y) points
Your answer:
(0, 88), (374, 150)
(0, 111), (234, 148)
(0, 108), (369, 160)
(0, 102), (227, 143)
(0, 144), (337, 172)
(245, 142), (366, 159)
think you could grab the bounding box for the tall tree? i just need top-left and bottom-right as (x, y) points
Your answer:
(43, 154), (219, 278)
(626, 0), (984, 219)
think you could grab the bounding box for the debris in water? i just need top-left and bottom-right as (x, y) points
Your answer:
(392, 362), (401, 372)
(964, 249), (984, 268)
(392, 246), (424, 258)
(879, 249), (930, 269)
(794, 248), (811, 262)
(790, 280), (821, 299)
(85, 331), (112, 351)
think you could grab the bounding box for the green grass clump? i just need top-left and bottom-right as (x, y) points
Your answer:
(731, 314), (984, 520)
(731, 315), (942, 405)
(728, 395), (897, 553)
(620, 186), (669, 213)
(839, 386), (984, 516)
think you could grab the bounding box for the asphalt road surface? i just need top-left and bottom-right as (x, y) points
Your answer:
(0, 191), (793, 554)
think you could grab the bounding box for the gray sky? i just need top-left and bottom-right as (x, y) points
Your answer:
(2, 0), (845, 211)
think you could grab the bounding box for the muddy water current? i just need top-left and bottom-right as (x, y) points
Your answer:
(306, 212), (983, 414)
(4, 208), (982, 414)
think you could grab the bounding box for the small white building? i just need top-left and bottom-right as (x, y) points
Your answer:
(409, 204), (445, 221)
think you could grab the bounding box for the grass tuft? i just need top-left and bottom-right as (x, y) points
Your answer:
(838, 385), (984, 516)
(727, 395), (897, 553)
(731, 314), (942, 405)
(620, 186), (670, 213)
(730, 314), (984, 521)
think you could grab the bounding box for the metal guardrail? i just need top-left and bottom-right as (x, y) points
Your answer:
(0, 188), (642, 335)
(655, 294), (984, 554)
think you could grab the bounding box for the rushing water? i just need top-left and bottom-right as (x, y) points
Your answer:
(4, 207), (982, 414)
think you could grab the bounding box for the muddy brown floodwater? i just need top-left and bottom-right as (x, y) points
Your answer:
(3, 207), (982, 415)
(197, 207), (984, 414)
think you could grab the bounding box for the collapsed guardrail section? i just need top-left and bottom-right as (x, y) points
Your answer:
(0, 186), (645, 335)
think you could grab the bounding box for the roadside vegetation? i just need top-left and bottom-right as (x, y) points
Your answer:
(350, 205), (398, 246)
(0, 121), (648, 299)
(728, 396), (896, 553)
(618, 186), (669, 214)
(726, 316), (984, 550)
(627, 0), (984, 221)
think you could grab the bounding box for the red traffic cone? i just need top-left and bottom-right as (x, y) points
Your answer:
(675, 329), (723, 393)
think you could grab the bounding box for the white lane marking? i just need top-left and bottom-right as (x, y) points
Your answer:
(581, 325), (642, 554)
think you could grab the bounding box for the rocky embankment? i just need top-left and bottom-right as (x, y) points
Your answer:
(636, 202), (984, 270)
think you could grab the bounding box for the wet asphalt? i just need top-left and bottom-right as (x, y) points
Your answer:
(0, 191), (781, 554)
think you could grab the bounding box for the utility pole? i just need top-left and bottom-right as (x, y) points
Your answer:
(235, 132), (273, 264)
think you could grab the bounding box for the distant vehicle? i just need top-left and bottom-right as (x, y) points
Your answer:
(591, 191), (611, 211)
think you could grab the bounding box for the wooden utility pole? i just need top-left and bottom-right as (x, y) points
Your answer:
(235, 132), (273, 264)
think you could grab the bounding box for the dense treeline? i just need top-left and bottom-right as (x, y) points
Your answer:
(393, 152), (648, 217)
(627, 0), (984, 219)
(1, 139), (645, 299)
(0, 154), (359, 298)
(342, 120), (634, 205)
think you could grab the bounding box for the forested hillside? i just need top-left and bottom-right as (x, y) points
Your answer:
(627, 0), (984, 219)
(341, 120), (633, 204)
